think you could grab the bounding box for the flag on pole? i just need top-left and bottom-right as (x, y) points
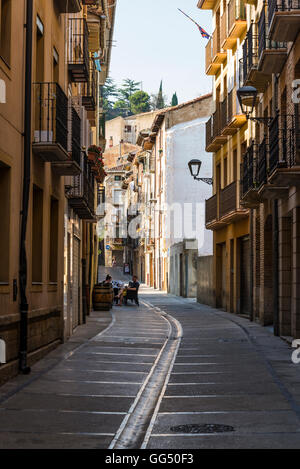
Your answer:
(178, 8), (211, 39)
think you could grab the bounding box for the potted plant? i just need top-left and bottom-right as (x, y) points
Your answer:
(88, 145), (102, 162)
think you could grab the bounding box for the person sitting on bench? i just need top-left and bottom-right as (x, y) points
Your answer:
(123, 275), (140, 306)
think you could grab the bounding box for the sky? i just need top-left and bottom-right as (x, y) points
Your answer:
(108, 0), (213, 105)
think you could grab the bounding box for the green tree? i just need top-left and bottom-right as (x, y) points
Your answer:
(130, 90), (151, 114)
(113, 99), (130, 117)
(118, 79), (141, 113)
(156, 80), (165, 109)
(171, 92), (178, 106)
(101, 78), (119, 120)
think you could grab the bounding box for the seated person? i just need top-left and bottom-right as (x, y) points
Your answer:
(124, 275), (140, 306)
(102, 275), (112, 287)
(112, 280), (124, 304)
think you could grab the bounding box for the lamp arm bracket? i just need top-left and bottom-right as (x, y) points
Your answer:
(194, 177), (213, 185)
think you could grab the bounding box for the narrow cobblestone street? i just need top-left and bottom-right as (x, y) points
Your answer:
(0, 281), (300, 449)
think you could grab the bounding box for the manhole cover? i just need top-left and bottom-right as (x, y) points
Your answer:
(170, 424), (235, 434)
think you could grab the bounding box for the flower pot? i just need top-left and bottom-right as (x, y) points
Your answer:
(88, 151), (97, 162)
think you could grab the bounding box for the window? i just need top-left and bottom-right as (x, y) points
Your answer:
(113, 189), (123, 205)
(49, 197), (59, 283)
(0, 0), (12, 66)
(233, 148), (237, 182)
(0, 162), (10, 283)
(32, 185), (44, 283)
(114, 175), (122, 181)
(35, 15), (44, 82)
(223, 157), (228, 187)
(53, 47), (59, 84)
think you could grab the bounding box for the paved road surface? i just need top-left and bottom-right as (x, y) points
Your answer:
(0, 284), (300, 449)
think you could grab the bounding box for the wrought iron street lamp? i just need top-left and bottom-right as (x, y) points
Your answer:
(237, 86), (273, 123)
(188, 159), (213, 185)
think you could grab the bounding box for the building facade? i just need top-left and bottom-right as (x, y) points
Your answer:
(136, 95), (214, 295)
(201, 0), (300, 338)
(239, 0), (300, 338)
(0, 0), (116, 384)
(199, 0), (251, 315)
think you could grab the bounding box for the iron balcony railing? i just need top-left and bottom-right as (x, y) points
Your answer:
(227, 89), (233, 123)
(240, 23), (259, 86)
(269, 111), (300, 173)
(258, 8), (286, 60)
(68, 153), (95, 218)
(268, 0), (300, 26)
(33, 82), (68, 151)
(82, 60), (97, 111)
(71, 107), (81, 167)
(220, 97), (228, 133)
(68, 18), (89, 82)
(257, 137), (268, 187)
(241, 142), (257, 196)
(212, 107), (222, 139)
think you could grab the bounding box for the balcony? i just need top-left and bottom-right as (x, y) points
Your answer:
(267, 109), (300, 187)
(68, 18), (89, 83)
(54, 0), (81, 13)
(255, 136), (287, 200)
(222, 0), (247, 50)
(205, 29), (227, 75)
(205, 194), (220, 228)
(240, 23), (270, 92)
(52, 106), (82, 176)
(68, 155), (96, 221)
(222, 88), (247, 135)
(96, 186), (106, 219)
(240, 143), (261, 207)
(82, 60), (97, 111)
(220, 181), (248, 223)
(268, 0), (300, 42)
(205, 182), (248, 230)
(33, 82), (69, 163)
(197, 0), (218, 9)
(258, 8), (287, 74)
(205, 108), (228, 152)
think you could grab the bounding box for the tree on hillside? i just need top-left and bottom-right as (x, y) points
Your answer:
(130, 90), (151, 114)
(171, 92), (178, 107)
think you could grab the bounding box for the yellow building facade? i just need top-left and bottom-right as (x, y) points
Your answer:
(199, 0), (251, 315)
(0, 0), (116, 384)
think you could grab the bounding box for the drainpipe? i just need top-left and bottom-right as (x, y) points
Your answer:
(19, 0), (33, 374)
(273, 199), (279, 336)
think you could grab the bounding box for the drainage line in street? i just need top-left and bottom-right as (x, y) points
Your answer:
(108, 301), (182, 450)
